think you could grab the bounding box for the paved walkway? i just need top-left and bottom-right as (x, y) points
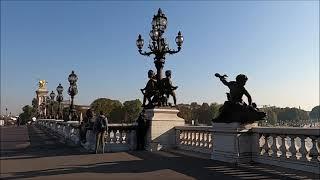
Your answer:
(0, 125), (318, 180)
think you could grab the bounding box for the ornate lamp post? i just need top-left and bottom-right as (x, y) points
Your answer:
(68, 70), (78, 121)
(50, 91), (55, 119)
(44, 96), (50, 118)
(136, 8), (184, 106)
(56, 83), (64, 119)
(5, 107), (8, 122)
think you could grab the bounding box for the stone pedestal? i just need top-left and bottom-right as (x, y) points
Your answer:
(211, 122), (257, 164)
(144, 108), (185, 151)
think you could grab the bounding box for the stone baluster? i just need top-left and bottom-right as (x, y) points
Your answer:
(208, 132), (212, 149)
(121, 130), (127, 144)
(265, 134), (272, 156)
(304, 137), (312, 161)
(306, 136), (317, 162)
(259, 134), (267, 156)
(294, 136), (303, 160)
(275, 135), (282, 158)
(195, 132), (199, 147)
(199, 132), (204, 147)
(191, 131), (196, 146)
(283, 136), (289, 158)
(271, 134), (278, 158)
(278, 135), (286, 159)
(299, 136), (308, 162)
(115, 130), (120, 144)
(203, 132), (208, 148)
(288, 135), (297, 160)
(109, 130), (115, 144)
(187, 131), (192, 145)
(182, 131), (186, 145)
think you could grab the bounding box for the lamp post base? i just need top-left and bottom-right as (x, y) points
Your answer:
(144, 107), (185, 151)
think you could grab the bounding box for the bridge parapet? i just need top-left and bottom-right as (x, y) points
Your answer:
(36, 119), (319, 174)
(173, 125), (319, 174)
(252, 127), (320, 174)
(36, 119), (137, 152)
(174, 126), (213, 155)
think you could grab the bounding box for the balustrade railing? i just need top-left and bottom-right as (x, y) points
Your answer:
(252, 127), (320, 174)
(175, 126), (213, 155)
(36, 119), (319, 174)
(36, 119), (137, 152)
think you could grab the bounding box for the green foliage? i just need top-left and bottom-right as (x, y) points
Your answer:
(309, 105), (320, 120)
(260, 106), (310, 126)
(19, 105), (37, 124)
(198, 103), (211, 125)
(90, 98), (122, 117)
(109, 106), (125, 123)
(209, 103), (221, 120)
(177, 104), (192, 124)
(90, 98), (142, 123)
(177, 102), (222, 125)
(123, 99), (142, 123)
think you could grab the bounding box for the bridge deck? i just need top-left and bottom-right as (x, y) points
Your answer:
(0, 125), (318, 180)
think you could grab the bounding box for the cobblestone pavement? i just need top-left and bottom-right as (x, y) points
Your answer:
(0, 125), (318, 180)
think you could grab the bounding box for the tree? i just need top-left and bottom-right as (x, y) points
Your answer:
(190, 102), (201, 124)
(123, 99), (142, 123)
(109, 106), (125, 123)
(177, 104), (192, 124)
(209, 103), (221, 120)
(198, 103), (211, 125)
(19, 105), (37, 124)
(309, 105), (320, 120)
(261, 107), (278, 125)
(90, 98), (122, 117)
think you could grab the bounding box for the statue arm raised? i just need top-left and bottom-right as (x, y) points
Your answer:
(220, 78), (230, 87)
(215, 73), (229, 86)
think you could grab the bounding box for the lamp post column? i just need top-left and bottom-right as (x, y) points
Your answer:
(67, 71), (78, 122)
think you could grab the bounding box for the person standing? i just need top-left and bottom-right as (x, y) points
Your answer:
(93, 111), (108, 154)
(136, 111), (147, 150)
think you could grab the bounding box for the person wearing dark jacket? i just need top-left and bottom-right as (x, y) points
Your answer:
(136, 111), (147, 150)
(93, 111), (108, 154)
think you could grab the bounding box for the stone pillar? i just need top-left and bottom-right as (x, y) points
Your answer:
(36, 88), (48, 116)
(144, 108), (185, 151)
(211, 122), (257, 164)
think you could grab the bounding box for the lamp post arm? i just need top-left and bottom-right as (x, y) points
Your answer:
(166, 46), (181, 55)
(139, 50), (154, 56)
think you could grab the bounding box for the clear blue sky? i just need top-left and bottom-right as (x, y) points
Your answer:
(1, 1), (319, 115)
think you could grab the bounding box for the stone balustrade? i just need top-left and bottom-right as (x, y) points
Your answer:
(174, 126), (213, 155)
(36, 119), (319, 174)
(83, 124), (137, 152)
(36, 119), (80, 145)
(36, 119), (137, 152)
(252, 127), (320, 174)
(174, 125), (319, 174)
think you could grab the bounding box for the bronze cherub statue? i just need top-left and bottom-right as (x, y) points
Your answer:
(162, 70), (178, 106)
(141, 70), (157, 107)
(213, 73), (266, 124)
